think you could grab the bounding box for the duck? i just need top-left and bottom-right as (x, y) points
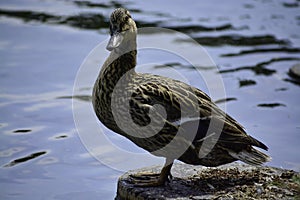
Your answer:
(92, 8), (270, 187)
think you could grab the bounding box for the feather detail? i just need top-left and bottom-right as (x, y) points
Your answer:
(228, 147), (271, 165)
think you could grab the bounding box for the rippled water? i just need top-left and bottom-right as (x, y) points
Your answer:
(1, 0), (300, 199)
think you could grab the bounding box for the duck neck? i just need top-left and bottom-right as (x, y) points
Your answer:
(103, 49), (137, 87)
(93, 49), (137, 133)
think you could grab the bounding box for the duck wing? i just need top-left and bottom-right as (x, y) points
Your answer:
(129, 74), (268, 151)
(130, 74), (203, 127)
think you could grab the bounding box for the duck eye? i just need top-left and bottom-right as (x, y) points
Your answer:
(125, 16), (129, 21)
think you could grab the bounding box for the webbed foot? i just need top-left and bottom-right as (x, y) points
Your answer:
(127, 160), (173, 187)
(128, 173), (169, 187)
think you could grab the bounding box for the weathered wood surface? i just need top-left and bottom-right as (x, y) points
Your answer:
(116, 162), (299, 200)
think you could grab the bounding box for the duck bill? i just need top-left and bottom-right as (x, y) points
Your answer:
(106, 32), (123, 51)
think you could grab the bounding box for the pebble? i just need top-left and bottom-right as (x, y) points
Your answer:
(289, 63), (300, 79)
(255, 183), (264, 195)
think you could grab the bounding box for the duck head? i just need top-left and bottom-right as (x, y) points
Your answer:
(106, 8), (137, 53)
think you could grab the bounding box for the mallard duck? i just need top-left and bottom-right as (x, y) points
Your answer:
(92, 8), (270, 187)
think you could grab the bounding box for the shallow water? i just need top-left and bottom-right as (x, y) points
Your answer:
(0, 0), (300, 199)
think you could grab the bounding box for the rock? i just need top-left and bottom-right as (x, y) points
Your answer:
(116, 162), (300, 200)
(289, 63), (300, 79)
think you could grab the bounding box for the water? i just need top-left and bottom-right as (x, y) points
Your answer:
(1, 0), (300, 199)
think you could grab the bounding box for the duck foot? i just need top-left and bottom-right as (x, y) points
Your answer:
(127, 160), (173, 187)
(128, 173), (170, 187)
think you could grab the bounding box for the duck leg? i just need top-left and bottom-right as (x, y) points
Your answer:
(128, 158), (174, 187)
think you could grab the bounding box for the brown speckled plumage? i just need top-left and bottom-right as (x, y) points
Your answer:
(92, 8), (270, 186)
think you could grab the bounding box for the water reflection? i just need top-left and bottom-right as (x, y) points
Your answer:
(0, 9), (60, 23)
(3, 151), (47, 168)
(57, 95), (92, 102)
(164, 23), (236, 33)
(190, 34), (289, 46)
(257, 103), (286, 108)
(73, 1), (115, 8)
(284, 78), (300, 86)
(37, 156), (59, 165)
(239, 79), (256, 87)
(0, 9), (109, 29)
(13, 129), (31, 133)
(54, 135), (68, 139)
(0, 147), (26, 158)
(275, 87), (288, 92)
(221, 47), (300, 57)
(282, 2), (299, 8)
(154, 62), (215, 70)
(220, 57), (300, 76)
(214, 97), (237, 104)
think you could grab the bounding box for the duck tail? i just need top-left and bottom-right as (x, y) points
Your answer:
(228, 147), (271, 165)
(248, 135), (269, 151)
